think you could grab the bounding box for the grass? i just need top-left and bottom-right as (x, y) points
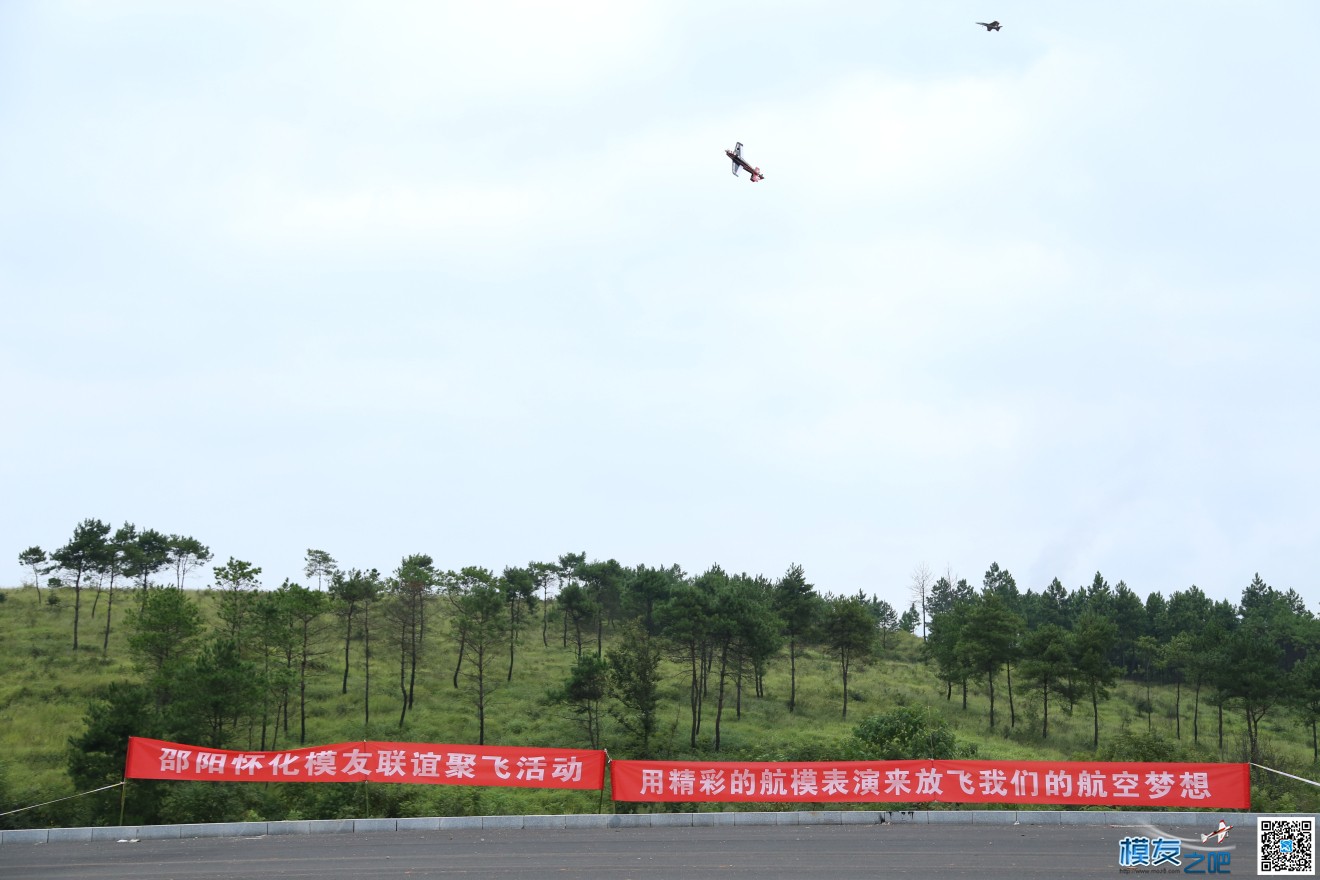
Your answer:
(2, 584), (1317, 824)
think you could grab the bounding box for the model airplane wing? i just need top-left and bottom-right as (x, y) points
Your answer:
(725, 142), (764, 181)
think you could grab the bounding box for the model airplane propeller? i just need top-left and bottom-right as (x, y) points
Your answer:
(976, 20), (1002, 31)
(724, 142), (764, 182)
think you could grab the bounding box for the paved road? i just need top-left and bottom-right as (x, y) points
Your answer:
(0, 822), (1249, 880)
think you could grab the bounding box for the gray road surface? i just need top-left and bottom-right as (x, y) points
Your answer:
(0, 823), (1252, 880)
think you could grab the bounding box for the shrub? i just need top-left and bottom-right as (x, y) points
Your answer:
(853, 706), (958, 760)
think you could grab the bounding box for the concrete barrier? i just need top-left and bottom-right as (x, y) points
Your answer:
(0, 810), (1265, 845)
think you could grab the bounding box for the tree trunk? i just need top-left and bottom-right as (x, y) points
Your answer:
(1174, 679), (1181, 739)
(714, 645), (729, 751)
(1006, 663), (1016, 728)
(102, 580), (115, 657)
(1192, 676), (1202, 744)
(398, 620), (409, 728)
(688, 649), (701, 749)
(363, 604), (371, 728)
(341, 607), (354, 695)
(788, 636), (798, 713)
(507, 604), (517, 682)
(453, 630), (467, 689)
(1091, 685), (1100, 749)
(1217, 701), (1224, 754)
(1042, 678), (1050, 739)
(840, 653), (850, 719)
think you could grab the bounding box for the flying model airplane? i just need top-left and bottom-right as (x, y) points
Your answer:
(724, 142), (765, 182)
(976, 20), (1002, 31)
(1201, 821), (1233, 844)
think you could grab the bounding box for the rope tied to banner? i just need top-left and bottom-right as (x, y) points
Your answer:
(1250, 762), (1320, 788)
(0, 781), (124, 818)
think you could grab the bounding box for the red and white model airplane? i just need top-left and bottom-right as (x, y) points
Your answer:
(725, 142), (765, 182)
(1201, 820), (1233, 844)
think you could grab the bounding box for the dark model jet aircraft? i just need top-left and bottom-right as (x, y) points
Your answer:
(977, 20), (1002, 31)
(724, 142), (764, 182)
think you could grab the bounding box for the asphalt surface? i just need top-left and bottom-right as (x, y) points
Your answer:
(0, 822), (1250, 880)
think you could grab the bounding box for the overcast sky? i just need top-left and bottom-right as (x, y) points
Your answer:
(3, 2), (1317, 612)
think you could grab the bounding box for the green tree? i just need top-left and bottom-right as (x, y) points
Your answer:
(730, 574), (782, 707)
(1166, 585), (1219, 743)
(898, 603), (920, 635)
(67, 682), (166, 825)
(982, 562), (1019, 610)
(1111, 581), (1146, 673)
(277, 580), (328, 745)
(388, 554), (436, 727)
(1018, 623), (1070, 738)
(167, 638), (264, 748)
(556, 581), (597, 658)
(549, 653), (609, 749)
(122, 527), (171, 601)
(822, 594), (875, 719)
(1290, 649), (1320, 762)
(167, 535), (213, 589)
(1071, 610), (1119, 749)
(1161, 631), (1196, 740)
(304, 548), (338, 591)
(329, 567), (382, 696)
(127, 587), (204, 707)
(51, 518), (111, 650)
(874, 599), (899, 649)
(657, 577), (715, 748)
(709, 574), (756, 751)
(606, 620), (662, 758)
(18, 546), (48, 602)
(578, 557), (625, 656)
(926, 579), (976, 706)
(773, 563), (819, 714)
(92, 523), (133, 656)
(529, 560), (559, 647)
(500, 565), (538, 681)
(1135, 635), (1160, 730)
(252, 588), (298, 749)
(960, 591), (1021, 730)
(623, 564), (679, 636)
(1220, 621), (1284, 761)
(213, 557), (263, 648)
(853, 705), (957, 760)
(448, 566), (507, 744)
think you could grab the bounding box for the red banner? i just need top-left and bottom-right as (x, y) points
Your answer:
(125, 737), (606, 790)
(610, 759), (1250, 808)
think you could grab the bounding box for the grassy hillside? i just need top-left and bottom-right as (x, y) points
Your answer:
(1, 584), (1316, 826)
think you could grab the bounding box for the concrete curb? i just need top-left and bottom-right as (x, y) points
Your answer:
(0, 810), (1267, 845)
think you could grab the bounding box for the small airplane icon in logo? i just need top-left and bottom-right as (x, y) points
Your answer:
(1201, 820), (1233, 844)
